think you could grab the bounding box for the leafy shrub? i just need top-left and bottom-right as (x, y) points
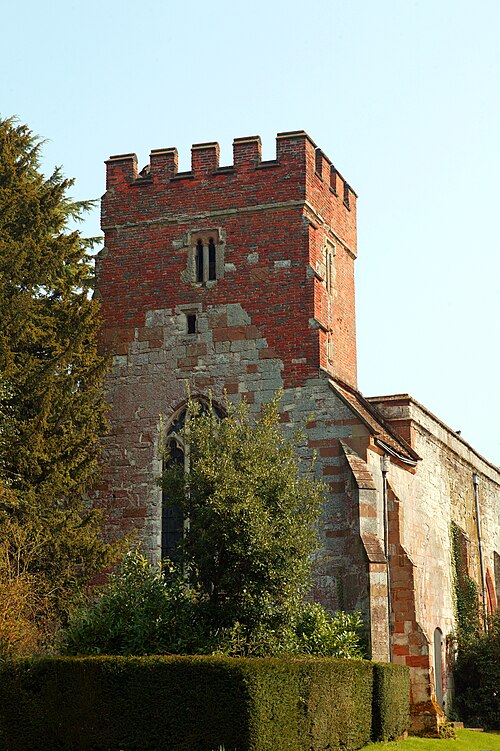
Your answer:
(294, 603), (363, 657)
(454, 612), (500, 730)
(62, 551), (203, 656)
(62, 552), (364, 659)
(0, 573), (41, 657)
(0, 513), (53, 656)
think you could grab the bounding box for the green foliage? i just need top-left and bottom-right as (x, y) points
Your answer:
(62, 551), (365, 660)
(62, 551), (202, 656)
(372, 662), (410, 741)
(454, 611), (500, 730)
(161, 395), (325, 649)
(0, 508), (53, 657)
(0, 117), (115, 632)
(450, 522), (480, 642)
(294, 603), (364, 658)
(0, 655), (390, 751)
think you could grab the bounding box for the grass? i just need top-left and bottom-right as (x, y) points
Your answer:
(358, 728), (500, 751)
(208, 731), (500, 751)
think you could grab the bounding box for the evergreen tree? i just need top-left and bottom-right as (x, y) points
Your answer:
(0, 117), (113, 631)
(162, 395), (325, 649)
(62, 397), (363, 660)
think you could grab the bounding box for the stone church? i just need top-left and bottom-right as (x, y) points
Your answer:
(94, 131), (499, 730)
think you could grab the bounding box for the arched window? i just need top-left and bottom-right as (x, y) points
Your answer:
(192, 232), (221, 284)
(161, 437), (184, 563)
(161, 399), (225, 562)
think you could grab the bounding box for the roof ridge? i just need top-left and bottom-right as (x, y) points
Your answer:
(329, 378), (420, 463)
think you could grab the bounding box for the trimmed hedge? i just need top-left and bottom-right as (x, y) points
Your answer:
(0, 655), (409, 751)
(372, 662), (410, 741)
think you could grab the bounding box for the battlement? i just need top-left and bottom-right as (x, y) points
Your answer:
(105, 131), (356, 207)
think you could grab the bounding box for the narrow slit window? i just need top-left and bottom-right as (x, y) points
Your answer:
(187, 313), (196, 335)
(195, 240), (204, 282)
(208, 238), (216, 280)
(327, 251), (333, 293)
(324, 241), (335, 295)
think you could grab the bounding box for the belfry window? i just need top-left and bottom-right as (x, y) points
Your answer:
(208, 238), (216, 280)
(195, 240), (204, 283)
(192, 233), (221, 284)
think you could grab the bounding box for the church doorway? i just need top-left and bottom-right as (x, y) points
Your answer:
(433, 627), (444, 707)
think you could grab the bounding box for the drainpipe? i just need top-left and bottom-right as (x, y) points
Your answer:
(473, 472), (489, 632)
(382, 454), (393, 661)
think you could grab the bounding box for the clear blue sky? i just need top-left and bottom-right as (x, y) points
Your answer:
(2, 0), (499, 463)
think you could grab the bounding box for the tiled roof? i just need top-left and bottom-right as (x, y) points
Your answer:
(330, 379), (420, 464)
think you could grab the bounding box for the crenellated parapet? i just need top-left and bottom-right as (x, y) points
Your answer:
(101, 130), (358, 388)
(103, 132), (356, 236)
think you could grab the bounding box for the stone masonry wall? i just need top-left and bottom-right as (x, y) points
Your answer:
(95, 132), (374, 632)
(93, 299), (373, 621)
(369, 395), (500, 709)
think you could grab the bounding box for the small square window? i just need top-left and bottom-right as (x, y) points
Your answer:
(187, 313), (197, 334)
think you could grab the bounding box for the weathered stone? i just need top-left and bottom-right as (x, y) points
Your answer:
(96, 131), (499, 728)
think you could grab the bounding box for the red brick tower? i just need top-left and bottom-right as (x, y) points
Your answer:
(99, 131), (357, 392)
(95, 131), (395, 657)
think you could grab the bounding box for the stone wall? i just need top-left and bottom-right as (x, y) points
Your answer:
(93, 295), (376, 623)
(94, 130), (373, 624)
(369, 394), (500, 709)
(95, 130), (499, 732)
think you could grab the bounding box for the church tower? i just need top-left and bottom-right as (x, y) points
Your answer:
(95, 131), (500, 731)
(95, 130), (394, 656)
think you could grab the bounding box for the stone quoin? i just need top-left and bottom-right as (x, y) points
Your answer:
(93, 131), (500, 735)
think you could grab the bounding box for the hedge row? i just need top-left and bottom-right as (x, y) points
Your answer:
(0, 655), (409, 751)
(372, 662), (410, 741)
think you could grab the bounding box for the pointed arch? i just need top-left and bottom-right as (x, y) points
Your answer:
(161, 397), (225, 562)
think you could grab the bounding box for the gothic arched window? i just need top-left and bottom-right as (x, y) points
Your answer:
(192, 231), (222, 284)
(161, 437), (184, 563)
(161, 399), (224, 562)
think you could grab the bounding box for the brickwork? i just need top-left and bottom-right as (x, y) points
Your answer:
(96, 131), (499, 734)
(100, 131), (357, 389)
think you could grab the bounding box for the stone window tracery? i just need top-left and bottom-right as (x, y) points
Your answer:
(161, 399), (225, 562)
(192, 232), (221, 284)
